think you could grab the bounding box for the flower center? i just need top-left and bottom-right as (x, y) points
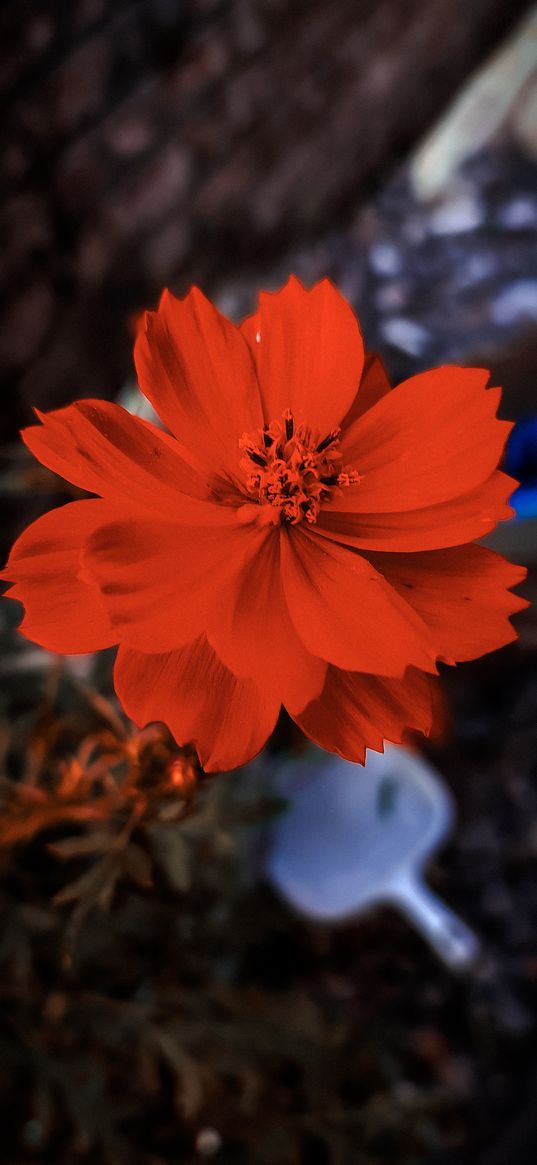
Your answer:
(239, 408), (361, 526)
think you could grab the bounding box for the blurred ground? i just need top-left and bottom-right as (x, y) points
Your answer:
(1, 2), (537, 1163)
(0, 597), (535, 1165)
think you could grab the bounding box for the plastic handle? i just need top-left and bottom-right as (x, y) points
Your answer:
(390, 872), (480, 971)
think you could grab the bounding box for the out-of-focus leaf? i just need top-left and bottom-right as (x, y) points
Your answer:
(54, 859), (112, 908)
(149, 826), (191, 893)
(48, 831), (114, 859)
(149, 1028), (204, 1119)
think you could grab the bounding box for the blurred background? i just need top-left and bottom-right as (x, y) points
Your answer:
(1, 2), (537, 1163)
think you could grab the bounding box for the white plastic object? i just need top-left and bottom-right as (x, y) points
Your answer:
(266, 744), (480, 971)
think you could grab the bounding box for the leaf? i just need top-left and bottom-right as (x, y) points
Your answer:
(148, 826), (191, 893)
(96, 863), (121, 911)
(48, 831), (114, 860)
(54, 855), (117, 910)
(149, 1028), (203, 1119)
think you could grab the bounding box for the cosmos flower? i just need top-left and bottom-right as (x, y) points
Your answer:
(2, 278), (526, 770)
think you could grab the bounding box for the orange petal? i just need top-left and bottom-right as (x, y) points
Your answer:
(336, 366), (512, 512)
(293, 665), (436, 764)
(207, 530), (326, 714)
(82, 512), (267, 653)
(23, 399), (208, 513)
(114, 637), (280, 772)
(280, 527), (437, 676)
(340, 351), (391, 430)
(1, 500), (116, 653)
(317, 471), (516, 552)
(134, 287), (263, 479)
(366, 544), (527, 664)
(240, 276), (364, 430)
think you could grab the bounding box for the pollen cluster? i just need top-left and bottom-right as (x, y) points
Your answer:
(239, 408), (361, 526)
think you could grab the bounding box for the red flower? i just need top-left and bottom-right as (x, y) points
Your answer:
(2, 278), (526, 771)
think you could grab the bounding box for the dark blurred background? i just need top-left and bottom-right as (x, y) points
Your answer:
(1, 0), (536, 438)
(1, 3), (537, 1164)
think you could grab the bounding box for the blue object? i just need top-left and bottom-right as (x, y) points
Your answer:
(504, 418), (537, 520)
